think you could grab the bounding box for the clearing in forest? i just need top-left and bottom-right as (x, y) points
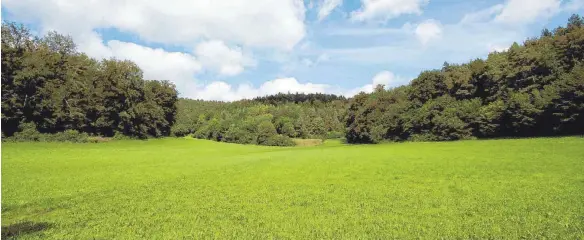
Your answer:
(2, 137), (583, 239)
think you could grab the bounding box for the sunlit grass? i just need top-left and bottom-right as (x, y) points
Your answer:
(2, 137), (584, 239)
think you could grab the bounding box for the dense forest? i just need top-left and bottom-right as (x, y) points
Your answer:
(171, 96), (347, 146)
(345, 15), (584, 143)
(2, 15), (583, 144)
(1, 22), (178, 140)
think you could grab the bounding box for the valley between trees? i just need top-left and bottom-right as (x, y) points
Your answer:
(1, 15), (584, 240)
(3, 15), (584, 145)
(2, 137), (583, 238)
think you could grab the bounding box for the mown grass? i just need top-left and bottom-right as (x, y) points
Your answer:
(2, 137), (584, 239)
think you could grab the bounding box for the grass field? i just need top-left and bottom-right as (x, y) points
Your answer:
(2, 137), (584, 239)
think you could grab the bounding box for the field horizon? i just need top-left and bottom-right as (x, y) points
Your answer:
(2, 137), (584, 239)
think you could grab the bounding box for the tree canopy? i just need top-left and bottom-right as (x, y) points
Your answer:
(172, 95), (347, 146)
(3, 15), (583, 145)
(1, 22), (178, 139)
(345, 15), (584, 143)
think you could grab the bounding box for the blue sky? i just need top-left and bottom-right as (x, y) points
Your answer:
(2, 0), (583, 100)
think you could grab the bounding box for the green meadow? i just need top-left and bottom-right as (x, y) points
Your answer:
(2, 137), (584, 239)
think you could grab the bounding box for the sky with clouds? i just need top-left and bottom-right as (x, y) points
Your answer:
(2, 0), (583, 101)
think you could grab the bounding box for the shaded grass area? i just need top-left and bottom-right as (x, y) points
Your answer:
(1, 222), (53, 239)
(2, 137), (584, 238)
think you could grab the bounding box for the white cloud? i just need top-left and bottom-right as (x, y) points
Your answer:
(318, 0), (343, 21)
(301, 58), (315, 67)
(494, 0), (561, 25)
(460, 4), (504, 24)
(107, 41), (202, 83)
(487, 43), (509, 52)
(316, 53), (330, 63)
(344, 70), (409, 96)
(3, 0), (311, 99)
(463, 0), (580, 26)
(194, 40), (255, 76)
(325, 26), (406, 36)
(64, 31), (203, 97)
(372, 70), (395, 86)
(351, 0), (428, 22)
(344, 84), (375, 97)
(3, 0), (306, 50)
(187, 74), (414, 101)
(188, 77), (332, 101)
(260, 78), (330, 95)
(415, 19), (443, 45)
(565, 0), (584, 11)
(302, 53), (330, 67)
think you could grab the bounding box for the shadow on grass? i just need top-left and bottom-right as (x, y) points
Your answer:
(1, 222), (52, 239)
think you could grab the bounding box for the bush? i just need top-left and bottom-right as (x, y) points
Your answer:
(10, 122), (43, 142)
(326, 131), (344, 139)
(260, 135), (296, 146)
(48, 130), (90, 142)
(113, 132), (134, 140)
(256, 121), (278, 145)
(280, 122), (296, 137)
(171, 125), (193, 137)
(223, 125), (256, 144)
(6, 122), (91, 143)
(408, 134), (438, 142)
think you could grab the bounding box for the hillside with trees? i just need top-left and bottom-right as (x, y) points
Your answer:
(1, 22), (178, 139)
(345, 15), (584, 143)
(172, 96), (347, 146)
(2, 15), (583, 145)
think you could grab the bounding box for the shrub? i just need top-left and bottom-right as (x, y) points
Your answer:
(223, 125), (256, 144)
(7, 123), (91, 143)
(256, 121), (278, 145)
(409, 133), (438, 142)
(260, 135), (295, 146)
(48, 130), (90, 143)
(280, 122), (296, 138)
(171, 125), (193, 137)
(326, 131), (344, 139)
(113, 132), (134, 140)
(11, 122), (43, 142)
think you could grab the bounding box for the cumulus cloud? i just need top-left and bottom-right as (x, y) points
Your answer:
(107, 41), (203, 82)
(372, 70), (396, 86)
(345, 71), (409, 96)
(194, 40), (255, 76)
(351, 0), (428, 22)
(460, 5), (505, 24)
(487, 43), (510, 52)
(185, 73), (413, 101)
(2, 0), (312, 99)
(69, 34), (202, 92)
(318, 0), (343, 21)
(494, 0), (561, 25)
(415, 19), (443, 45)
(188, 78), (332, 101)
(565, 0), (584, 11)
(44, 29), (203, 98)
(301, 53), (331, 67)
(462, 0), (581, 26)
(3, 0), (306, 50)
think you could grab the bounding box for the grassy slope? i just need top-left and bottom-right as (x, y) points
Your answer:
(2, 137), (584, 239)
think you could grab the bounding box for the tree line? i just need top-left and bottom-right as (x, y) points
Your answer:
(1, 22), (178, 140)
(345, 15), (584, 143)
(172, 97), (347, 146)
(3, 16), (583, 145)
